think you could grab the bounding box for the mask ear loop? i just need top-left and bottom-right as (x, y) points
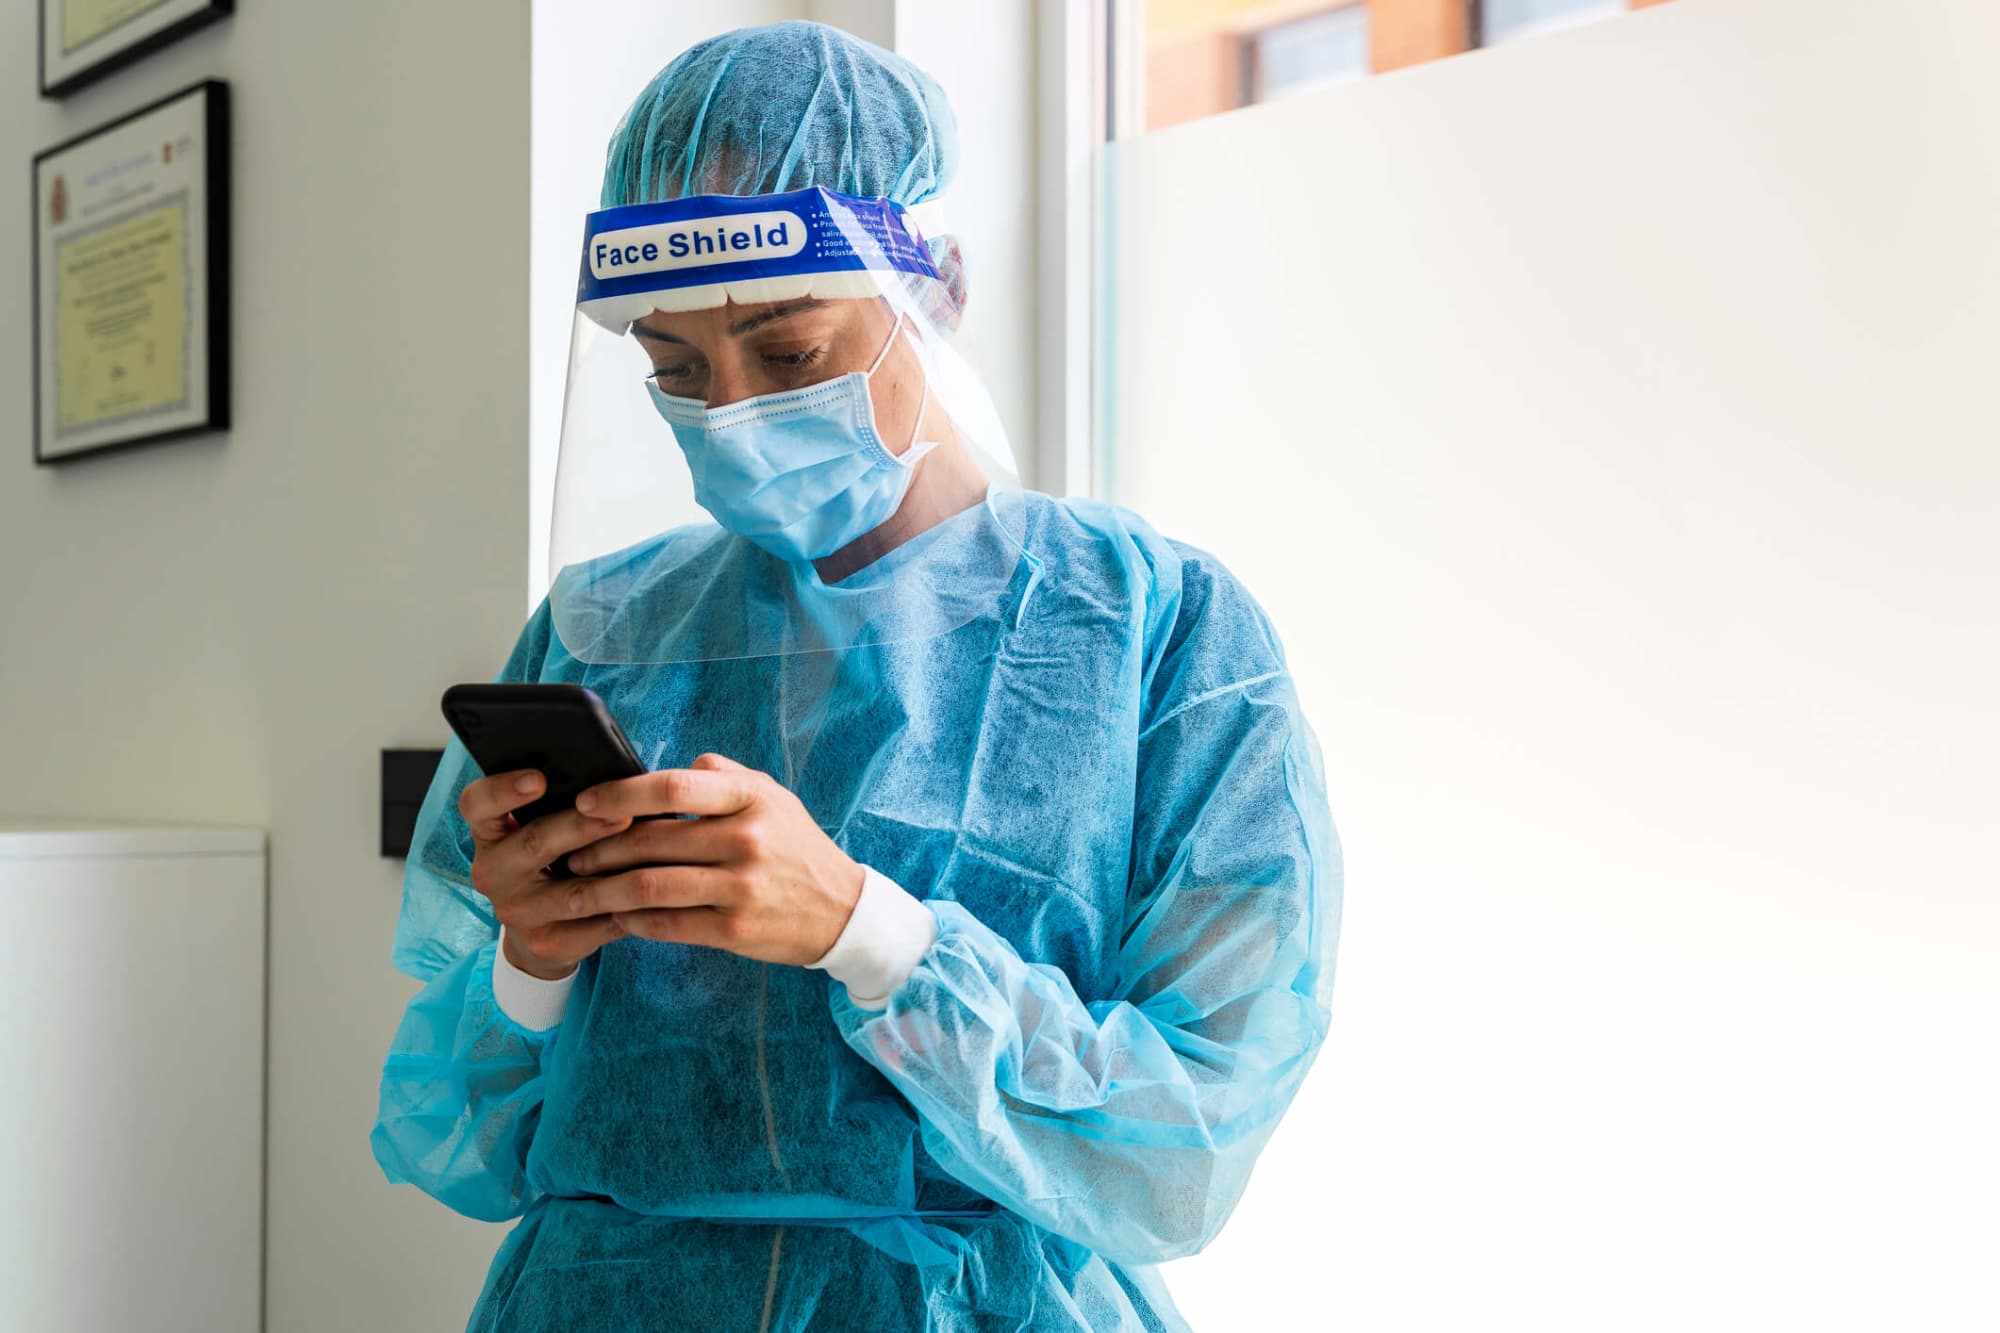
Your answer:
(902, 346), (932, 456)
(863, 310), (906, 377)
(864, 309), (933, 462)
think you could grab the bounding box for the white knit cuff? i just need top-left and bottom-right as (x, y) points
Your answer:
(809, 866), (938, 1010)
(491, 930), (576, 1032)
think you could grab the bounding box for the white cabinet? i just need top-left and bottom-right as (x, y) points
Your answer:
(0, 820), (265, 1333)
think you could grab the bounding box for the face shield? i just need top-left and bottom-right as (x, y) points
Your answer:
(549, 186), (1030, 668)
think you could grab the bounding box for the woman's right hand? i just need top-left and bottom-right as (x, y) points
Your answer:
(461, 769), (635, 981)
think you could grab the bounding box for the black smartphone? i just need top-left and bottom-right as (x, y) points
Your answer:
(441, 683), (647, 878)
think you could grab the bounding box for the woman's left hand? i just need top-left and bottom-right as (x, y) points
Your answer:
(559, 753), (864, 965)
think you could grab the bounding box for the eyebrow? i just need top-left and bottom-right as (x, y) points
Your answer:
(727, 299), (829, 336)
(631, 298), (831, 347)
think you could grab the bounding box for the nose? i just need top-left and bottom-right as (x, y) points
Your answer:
(704, 365), (760, 410)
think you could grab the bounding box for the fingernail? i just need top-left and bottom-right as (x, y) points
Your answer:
(575, 790), (598, 813)
(515, 774), (539, 794)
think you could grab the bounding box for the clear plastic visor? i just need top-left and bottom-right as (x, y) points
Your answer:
(548, 188), (1027, 665)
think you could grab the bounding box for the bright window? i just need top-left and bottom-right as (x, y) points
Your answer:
(1482, 0), (1629, 44)
(1139, 0), (1680, 132)
(1252, 6), (1373, 99)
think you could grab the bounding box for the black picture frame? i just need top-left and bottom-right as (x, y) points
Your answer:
(39, 0), (234, 101)
(31, 79), (231, 467)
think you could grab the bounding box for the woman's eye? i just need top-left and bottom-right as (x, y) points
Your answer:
(649, 364), (697, 384)
(763, 347), (828, 370)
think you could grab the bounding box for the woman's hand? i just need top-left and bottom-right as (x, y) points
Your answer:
(559, 753), (866, 966)
(460, 769), (636, 981)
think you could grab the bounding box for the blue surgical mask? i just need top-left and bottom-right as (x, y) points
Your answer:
(647, 316), (937, 563)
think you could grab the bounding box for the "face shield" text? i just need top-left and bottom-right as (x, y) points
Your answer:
(589, 211), (806, 279)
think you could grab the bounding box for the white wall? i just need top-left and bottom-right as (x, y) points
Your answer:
(1101, 0), (1999, 1327)
(0, 5), (530, 1331)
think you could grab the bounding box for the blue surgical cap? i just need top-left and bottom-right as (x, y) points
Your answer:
(601, 21), (959, 209)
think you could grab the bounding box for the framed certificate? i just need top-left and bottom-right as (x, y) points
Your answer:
(32, 80), (231, 465)
(40, 0), (233, 100)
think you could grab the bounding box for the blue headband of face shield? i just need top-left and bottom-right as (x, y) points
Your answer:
(575, 186), (941, 332)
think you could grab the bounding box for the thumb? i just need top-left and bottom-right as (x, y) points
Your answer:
(691, 752), (748, 772)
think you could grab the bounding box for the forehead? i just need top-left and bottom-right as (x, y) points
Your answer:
(632, 296), (880, 344)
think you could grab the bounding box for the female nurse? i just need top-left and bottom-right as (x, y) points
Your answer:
(374, 20), (1341, 1332)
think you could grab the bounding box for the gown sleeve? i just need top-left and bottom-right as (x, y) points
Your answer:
(830, 533), (1343, 1265)
(369, 601), (568, 1223)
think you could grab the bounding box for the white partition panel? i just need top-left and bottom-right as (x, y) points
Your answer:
(0, 822), (265, 1333)
(1099, 1), (1999, 1328)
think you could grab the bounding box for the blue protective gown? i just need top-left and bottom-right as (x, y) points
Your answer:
(373, 493), (1341, 1331)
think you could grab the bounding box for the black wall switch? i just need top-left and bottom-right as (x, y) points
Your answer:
(382, 748), (446, 858)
